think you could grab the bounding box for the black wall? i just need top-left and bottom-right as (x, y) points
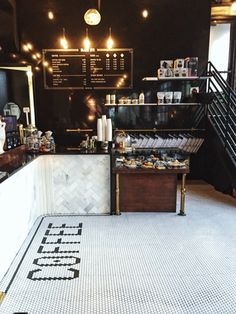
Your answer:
(0, 0), (19, 51)
(0, 70), (8, 112)
(204, 123), (236, 194)
(1, 0), (211, 143)
(0, 70), (29, 126)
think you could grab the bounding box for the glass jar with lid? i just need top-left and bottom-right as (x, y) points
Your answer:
(24, 124), (40, 152)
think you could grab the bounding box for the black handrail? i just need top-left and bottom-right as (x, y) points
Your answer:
(208, 62), (236, 95)
(207, 61), (236, 167)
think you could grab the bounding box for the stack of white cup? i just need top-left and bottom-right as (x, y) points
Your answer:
(97, 115), (112, 142)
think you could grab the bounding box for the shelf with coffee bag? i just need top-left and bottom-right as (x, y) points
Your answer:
(142, 76), (209, 81)
(106, 56), (207, 155)
(113, 128), (205, 153)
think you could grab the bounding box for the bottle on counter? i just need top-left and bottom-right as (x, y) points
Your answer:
(139, 91), (145, 104)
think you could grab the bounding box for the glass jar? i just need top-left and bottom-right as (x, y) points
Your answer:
(24, 125), (39, 152)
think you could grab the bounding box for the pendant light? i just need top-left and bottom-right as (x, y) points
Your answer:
(84, 0), (101, 25)
(48, 11), (54, 20)
(83, 28), (91, 51)
(60, 28), (69, 49)
(106, 27), (114, 49)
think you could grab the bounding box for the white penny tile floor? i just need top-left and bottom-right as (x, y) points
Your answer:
(0, 182), (236, 314)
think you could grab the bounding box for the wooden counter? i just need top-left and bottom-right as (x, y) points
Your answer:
(113, 167), (189, 215)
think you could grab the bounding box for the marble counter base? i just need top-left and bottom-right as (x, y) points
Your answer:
(42, 155), (111, 215)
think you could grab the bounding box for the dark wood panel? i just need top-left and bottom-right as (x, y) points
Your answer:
(113, 167), (189, 174)
(119, 173), (177, 212)
(0, 144), (26, 167)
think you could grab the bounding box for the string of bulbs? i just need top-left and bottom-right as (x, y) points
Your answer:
(59, 27), (114, 50)
(20, 27), (115, 73)
(59, 27), (114, 51)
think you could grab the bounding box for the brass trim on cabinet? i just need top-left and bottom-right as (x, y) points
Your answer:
(114, 128), (205, 133)
(66, 128), (93, 133)
(115, 173), (120, 215)
(178, 173), (187, 216)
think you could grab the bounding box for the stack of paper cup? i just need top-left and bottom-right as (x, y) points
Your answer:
(97, 118), (102, 141)
(106, 118), (112, 141)
(101, 115), (107, 141)
(97, 115), (113, 142)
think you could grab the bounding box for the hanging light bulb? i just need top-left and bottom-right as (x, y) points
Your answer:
(84, 9), (101, 25)
(84, 0), (101, 25)
(60, 28), (69, 49)
(83, 28), (91, 51)
(48, 11), (54, 20)
(142, 9), (149, 18)
(106, 27), (114, 49)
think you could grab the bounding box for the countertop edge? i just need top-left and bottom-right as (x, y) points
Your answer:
(0, 146), (112, 184)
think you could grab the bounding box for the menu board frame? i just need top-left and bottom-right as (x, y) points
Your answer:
(42, 48), (133, 90)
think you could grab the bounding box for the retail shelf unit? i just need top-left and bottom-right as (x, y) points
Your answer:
(142, 76), (210, 81)
(105, 75), (208, 152)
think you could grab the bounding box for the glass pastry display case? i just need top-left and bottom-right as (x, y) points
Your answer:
(112, 148), (189, 216)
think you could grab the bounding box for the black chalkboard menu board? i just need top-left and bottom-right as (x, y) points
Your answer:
(42, 48), (133, 90)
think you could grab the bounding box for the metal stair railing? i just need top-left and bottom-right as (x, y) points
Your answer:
(207, 61), (236, 167)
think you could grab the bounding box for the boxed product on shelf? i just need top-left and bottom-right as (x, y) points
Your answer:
(157, 67), (174, 78)
(160, 60), (173, 69)
(173, 69), (181, 77)
(173, 91), (182, 103)
(165, 91), (173, 104)
(157, 68), (166, 78)
(190, 86), (199, 95)
(185, 57), (198, 76)
(180, 68), (188, 77)
(157, 92), (165, 104)
(157, 56), (199, 78)
(174, 59), (185, 69)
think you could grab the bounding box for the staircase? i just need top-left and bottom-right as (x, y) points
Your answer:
(207, 61), (236, 167)
(203, 61), (236, 195)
